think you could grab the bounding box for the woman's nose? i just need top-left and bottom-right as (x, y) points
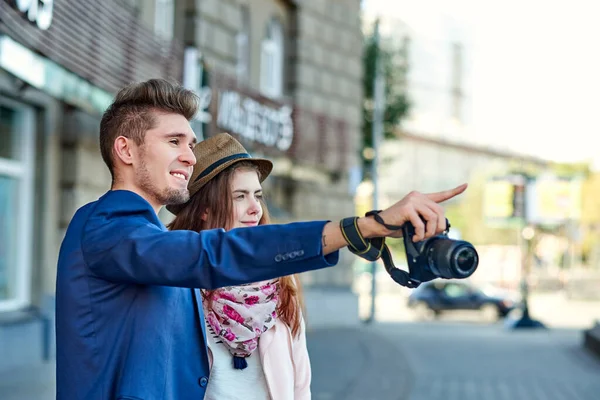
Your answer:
(248, 199), (261, 214)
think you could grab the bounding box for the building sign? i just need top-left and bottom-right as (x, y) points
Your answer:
(216, 90), (293, 152)
(483, 175), (526, 228)
(11, 0), (54, 30)
(484, 173), (582, 227)
(525, 176), (582, 225)
(182, 47), (294, 152)
(182, 47), (211, 140)
(0, 35), (113, 114)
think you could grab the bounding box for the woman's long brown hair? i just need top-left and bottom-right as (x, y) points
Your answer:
(167, 161), (305, 338)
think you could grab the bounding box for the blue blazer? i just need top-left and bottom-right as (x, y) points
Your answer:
(55, 190), (338, 400)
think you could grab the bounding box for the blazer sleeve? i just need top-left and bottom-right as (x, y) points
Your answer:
(81, 212), (338, 289)
(293, 316), (312, 400)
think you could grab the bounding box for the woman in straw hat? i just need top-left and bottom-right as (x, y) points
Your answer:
(167, 132), (310, 400)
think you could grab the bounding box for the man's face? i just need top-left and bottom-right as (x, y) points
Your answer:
(133, 112), (197, 208)
(229, 168), (263, 229)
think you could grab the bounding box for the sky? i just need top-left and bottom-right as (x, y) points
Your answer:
(362, 0), (600, 166)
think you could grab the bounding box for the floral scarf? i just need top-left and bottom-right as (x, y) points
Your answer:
(204, 279), (280, 369)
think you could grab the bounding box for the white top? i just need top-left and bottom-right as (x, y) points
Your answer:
(204, 320), (271, 400)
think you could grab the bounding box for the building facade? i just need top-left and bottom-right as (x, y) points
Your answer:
(175, 0), (364, 327)
(0, 0), (363, 376)
(0, 0), (185, 373)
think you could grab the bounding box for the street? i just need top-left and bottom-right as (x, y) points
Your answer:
(2, 319), (599, 399)
(309, 322), (600, 400)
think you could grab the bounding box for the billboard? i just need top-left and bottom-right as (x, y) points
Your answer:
(484, 174), (582, 227)
(525, 176), (582, 225)
(483, 175), (526, 227)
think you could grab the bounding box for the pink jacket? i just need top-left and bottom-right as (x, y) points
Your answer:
(208, 318), (311, 399)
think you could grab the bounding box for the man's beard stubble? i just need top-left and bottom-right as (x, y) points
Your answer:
(136, 156), (190, 207)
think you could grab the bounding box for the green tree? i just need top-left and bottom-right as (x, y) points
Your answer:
(362, 25), (411, 177)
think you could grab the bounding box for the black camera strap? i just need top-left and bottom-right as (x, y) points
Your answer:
(339, 217), (383, 261)
(365, 210), (404, 231)
(340, 211), (420, 288)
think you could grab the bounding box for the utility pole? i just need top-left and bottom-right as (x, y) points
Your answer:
(366, 18), (385, 324)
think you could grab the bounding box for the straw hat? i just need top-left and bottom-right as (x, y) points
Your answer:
(166, 133), (273, 215)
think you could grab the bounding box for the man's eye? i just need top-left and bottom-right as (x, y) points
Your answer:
(170, 139), (179, 145)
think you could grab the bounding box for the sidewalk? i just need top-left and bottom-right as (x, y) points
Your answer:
(0, 362), (55, 400)
(307, 326), (414, 400)
(0, 326), (411, 400)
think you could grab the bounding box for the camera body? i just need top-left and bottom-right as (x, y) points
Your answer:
(401, 219), (479, 285)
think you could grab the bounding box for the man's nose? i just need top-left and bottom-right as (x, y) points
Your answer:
(180, 146), (196, 166)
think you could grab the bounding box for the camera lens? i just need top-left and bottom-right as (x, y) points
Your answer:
(425, 238), (479, 279)
(452, 246), (478, 277)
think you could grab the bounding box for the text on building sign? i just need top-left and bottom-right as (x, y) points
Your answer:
(217, 90), (293, 152)
(12, 0), (54, 30)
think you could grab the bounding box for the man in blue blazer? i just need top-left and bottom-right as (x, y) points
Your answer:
(55, 79), (466, 399)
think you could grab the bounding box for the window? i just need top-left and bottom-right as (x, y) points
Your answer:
(260, 18), (284, 98)
(443, 283), (472, 298)
(0, 99), (34, 311)
(154, 0), (174, 39)
(236, 5), (251, 83)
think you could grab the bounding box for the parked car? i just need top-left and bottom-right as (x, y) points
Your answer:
(407, 280), (518, 322)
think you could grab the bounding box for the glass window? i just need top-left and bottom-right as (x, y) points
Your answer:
(443, 283), (471, 298)
(236, 6), (251, 83)
(154, 0), (174, 39)
(0, 99), (34, 311)
(260, 18), (284, 98)
(0, 177), (18, 300)
(0, 105), (21, 160)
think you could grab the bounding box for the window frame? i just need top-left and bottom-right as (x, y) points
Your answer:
(236, 5), (251, 83)
(260, 17), (285, 98)
(0, 97), (35, 312)
(154, 0), (174, 39)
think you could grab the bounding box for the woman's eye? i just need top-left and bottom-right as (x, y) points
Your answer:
(170, 139), (179, 145)
(256, 194), (263, 200)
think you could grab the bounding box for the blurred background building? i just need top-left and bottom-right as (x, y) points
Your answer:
(170, 0), (364, 328)
(356, 1), (600, 318)
(0, 0), (363, 374)
(0, 0), (182, 373)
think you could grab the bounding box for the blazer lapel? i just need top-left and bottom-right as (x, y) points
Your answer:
(192, 288), (208, 343)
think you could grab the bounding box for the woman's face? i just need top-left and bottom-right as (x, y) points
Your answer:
(229, 168), (263, 229)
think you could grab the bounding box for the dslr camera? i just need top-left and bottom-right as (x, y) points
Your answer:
(400, 219), (478, 285)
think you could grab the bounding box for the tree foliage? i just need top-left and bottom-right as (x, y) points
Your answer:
(362, 27), (410, 176)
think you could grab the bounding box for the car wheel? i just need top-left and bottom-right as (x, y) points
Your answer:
(413, 301), (435, 321)
(480, 304), (499, 322)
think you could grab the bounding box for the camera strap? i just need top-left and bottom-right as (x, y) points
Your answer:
(339, 211), (420, 288)
(339, 217), (384, 261)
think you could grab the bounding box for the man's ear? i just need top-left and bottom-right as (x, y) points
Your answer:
(113, 136), (135, 165)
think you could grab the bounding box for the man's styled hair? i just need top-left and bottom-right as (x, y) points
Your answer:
(99, 78), (199, 182)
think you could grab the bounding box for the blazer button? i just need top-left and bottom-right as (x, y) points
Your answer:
(198, 376), (209, 387)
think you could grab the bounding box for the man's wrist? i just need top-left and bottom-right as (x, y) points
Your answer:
(356, 216), (388, 239)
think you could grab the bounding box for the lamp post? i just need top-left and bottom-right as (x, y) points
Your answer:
(507, 225), (546, 329)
